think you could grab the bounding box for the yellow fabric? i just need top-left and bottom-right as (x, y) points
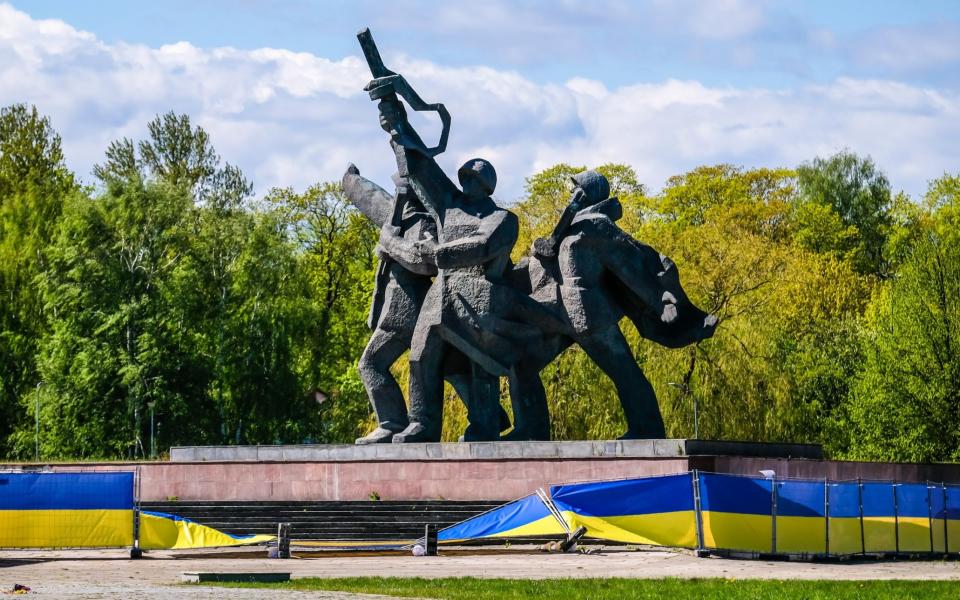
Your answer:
(138, 512), (274, 550)
(560, 510), (697, 548)
(948, 520), (960, 553)
(897, 516), (932, 553)
(776, 516), (826, 554)
(702, 511), (771, 553)
(931, 519), (947, 553)
(0, 509), (133, 548)
(862, 517), (896, 553)
(485, 515), (567, 539)
(828, 517), (863, 555)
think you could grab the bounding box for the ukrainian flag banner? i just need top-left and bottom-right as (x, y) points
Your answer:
(0, 472), (134, 548)
(929, 484), (947, 553)
(827, 481), (865, 555)
(550, 473), (697, 547)
(699, 473), (772, 553)
(438, 494), (566, 543)
(947, 484), (960, 554)
(774, 479), (826, 555)
(861, 482), (897, 553)
(138, 511), (274, 549)
(896, 483), (933, 553)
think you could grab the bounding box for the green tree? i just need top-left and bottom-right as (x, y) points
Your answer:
(840, 229), (960, 462)
(0, 104), (74, 455)
(267, 182), (378, 443)
(795, 150), (892, 277)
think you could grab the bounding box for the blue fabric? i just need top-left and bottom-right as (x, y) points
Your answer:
(551, 473), (694, 516)
(930, 486), (947, 521)
(946, 485), (960, 520)
(776, 480), (826, 517)
(895, 483), (931, 518)
(827, 482), (861, 518)
(860, 482), (895, 517)
(0, 472), (134, 510)
(699, 473), (772, 516)
(438, 494), (552, 541)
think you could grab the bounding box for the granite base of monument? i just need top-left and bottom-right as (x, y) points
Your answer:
(168, 439), (823, 462)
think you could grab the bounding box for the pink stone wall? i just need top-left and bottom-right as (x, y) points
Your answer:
(42, 458), (692, 501)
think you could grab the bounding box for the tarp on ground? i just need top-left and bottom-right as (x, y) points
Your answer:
(0, 472), (134, 548)
(437, 493), (566, 543)
(138, 510), (274, 550)
(550, 473), (697, 547)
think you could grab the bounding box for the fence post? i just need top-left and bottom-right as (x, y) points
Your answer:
(858, 478), (865, 557)
(130, 466), (142, 559)
(927, 481), (935, 555)
(824, 478), (830, 558)
(893, 482), (900, 556)
(944, 484), (950, 556)
(692, 470), (706, 556)
(770, 476), (778, 555)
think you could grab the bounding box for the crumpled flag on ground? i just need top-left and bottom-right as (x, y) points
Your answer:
(138, 510), (274, 549)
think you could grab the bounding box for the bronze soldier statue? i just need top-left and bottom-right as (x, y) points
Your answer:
(343, 29), (718, 443)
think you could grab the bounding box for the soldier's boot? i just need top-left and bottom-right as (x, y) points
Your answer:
(356, 426), (401, 445)
(392, 421), (441, 443)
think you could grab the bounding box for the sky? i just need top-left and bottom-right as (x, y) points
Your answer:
(2, 0), (960, 201)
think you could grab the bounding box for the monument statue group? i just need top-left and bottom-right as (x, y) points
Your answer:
(343, 30), (718, 444)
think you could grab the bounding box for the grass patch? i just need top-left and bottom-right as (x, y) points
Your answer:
(211, 576), (958, 599)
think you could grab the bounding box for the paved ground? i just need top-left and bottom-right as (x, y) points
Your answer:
(1, 547), (958, 598)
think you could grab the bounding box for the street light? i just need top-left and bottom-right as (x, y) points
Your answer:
(668, 381), (698, 439)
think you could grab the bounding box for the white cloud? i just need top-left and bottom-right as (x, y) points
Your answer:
(0, 2), (957, 202)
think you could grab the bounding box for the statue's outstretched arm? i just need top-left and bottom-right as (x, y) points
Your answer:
(435, 210), (518, 269)
(342, 164), (393, 229)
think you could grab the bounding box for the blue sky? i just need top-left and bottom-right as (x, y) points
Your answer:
(3, 1), (960, 199)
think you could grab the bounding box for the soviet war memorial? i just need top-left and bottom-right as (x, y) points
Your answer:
(1, 3), (960, 599)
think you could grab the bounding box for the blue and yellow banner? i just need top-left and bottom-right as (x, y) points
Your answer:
(550, 473), (697, 547)
(775, 479), (826, 555)
(0, 472), (134, 548)
(896, 483), (933, 553)
(699, 473), (772, 553)
(138, 510), (274, 549)
(827, 481), (864, 555)
(438, 494), (565, 543)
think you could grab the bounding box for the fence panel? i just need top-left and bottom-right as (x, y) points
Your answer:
(946, 485), (960, 554)
(699, 473), (772, 553)
(861, 482), (897, 553)
(895, 483), (933, 553)
(930, 484), (947, 553)
(827, 481), (864, 555)
(550, 473), (697, 548)
(775, 479), (826, 555)
(0, 472), (134, 548)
